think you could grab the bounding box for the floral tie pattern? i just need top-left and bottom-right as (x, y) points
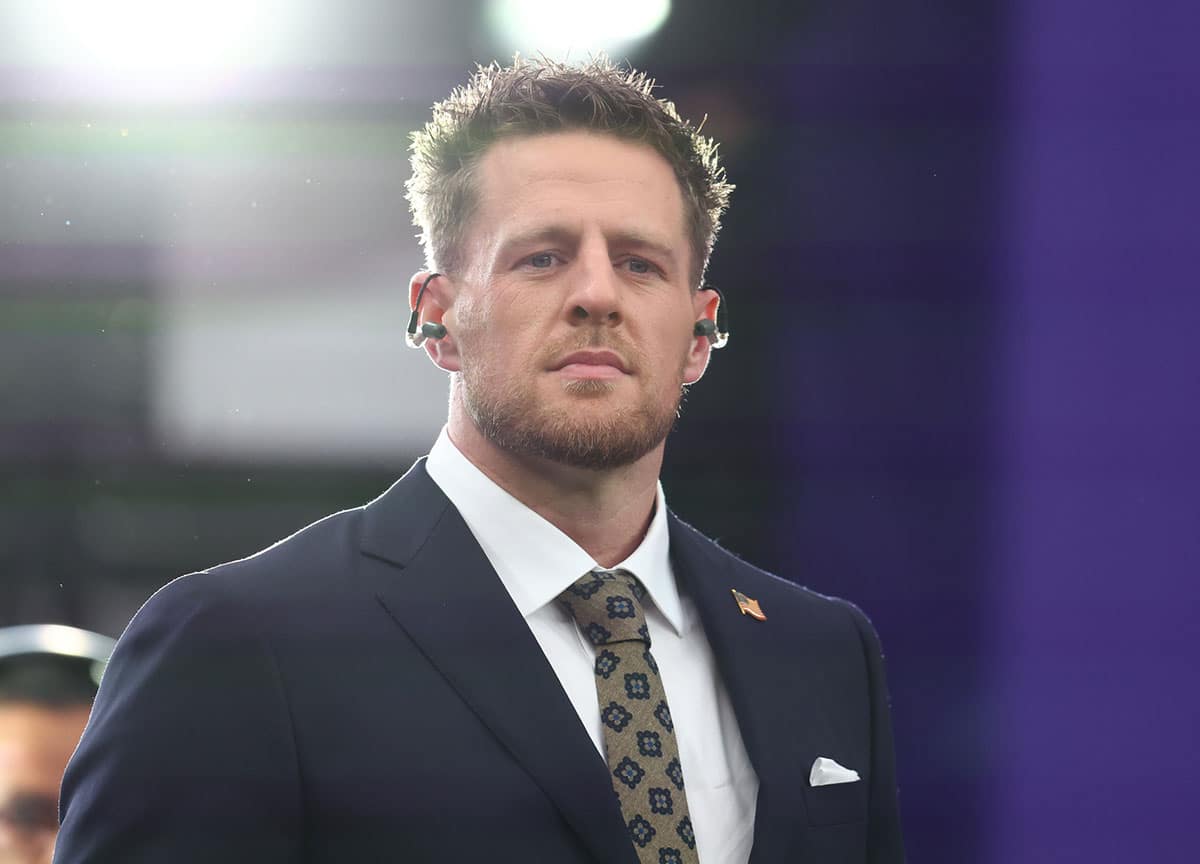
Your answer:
(558, 569), (700, 864)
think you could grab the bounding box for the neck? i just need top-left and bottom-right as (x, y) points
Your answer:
(446, 401), (663, 568)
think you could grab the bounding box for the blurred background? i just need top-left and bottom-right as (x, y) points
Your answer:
(1, 0), (1196, 861)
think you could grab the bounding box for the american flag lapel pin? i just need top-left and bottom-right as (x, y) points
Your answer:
(731, 589), (767, 621)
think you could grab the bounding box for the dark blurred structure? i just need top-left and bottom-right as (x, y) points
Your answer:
(2, 1), (1195, 862)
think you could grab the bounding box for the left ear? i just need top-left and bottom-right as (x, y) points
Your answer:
(683, 288), (721, 384)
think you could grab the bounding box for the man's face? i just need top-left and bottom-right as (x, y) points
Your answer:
(443, 131), (714, 470)
(0, 703), (89, 864)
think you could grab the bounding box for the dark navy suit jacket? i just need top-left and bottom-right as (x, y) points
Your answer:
(56, 460), (904, 863)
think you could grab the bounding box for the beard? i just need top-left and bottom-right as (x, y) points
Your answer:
(458, 340), (684, 471)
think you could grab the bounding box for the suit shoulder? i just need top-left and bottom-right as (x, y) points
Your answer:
(670, 511), (879, 633)
(176, 503), (369, 606)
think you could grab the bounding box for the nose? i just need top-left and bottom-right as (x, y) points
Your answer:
(565, 244), (621, 327)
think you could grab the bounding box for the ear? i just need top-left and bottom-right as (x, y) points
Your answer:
(683, 287), (721, 384)
(408, 270), (461, 373)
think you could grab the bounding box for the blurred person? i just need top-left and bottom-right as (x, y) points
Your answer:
(0, 626), (112, 864)
(56, 57), (904, 863)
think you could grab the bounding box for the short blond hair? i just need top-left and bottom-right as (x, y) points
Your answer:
(406, 56), (733, 286)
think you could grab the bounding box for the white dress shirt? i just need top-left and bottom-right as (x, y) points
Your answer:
(426, 428), (758, 864)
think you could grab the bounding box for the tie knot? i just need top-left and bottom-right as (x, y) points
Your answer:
(557, 568), (650, 647)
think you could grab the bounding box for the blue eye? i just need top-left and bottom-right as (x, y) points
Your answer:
(529, 253), (554, 268)
(627, 258), (651, 274)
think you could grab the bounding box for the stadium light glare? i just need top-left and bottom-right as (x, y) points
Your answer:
(9, 0), (288, 98)
(486, 0), (671, 61)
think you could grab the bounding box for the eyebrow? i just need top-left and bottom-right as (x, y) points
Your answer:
(497, 225), (680, 269)
(611, 230), (680, 269)
(498, 225), (578, 254)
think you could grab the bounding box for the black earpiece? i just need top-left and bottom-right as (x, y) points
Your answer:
(693, 285), (730, 349)
(406, 272), (445, 348)
(420, 321), (447, 341)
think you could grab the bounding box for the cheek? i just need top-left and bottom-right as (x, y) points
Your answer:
(452, 293), (532, 374)
(448, 291), (497, 356)
(645, 340), (691, 388)
(455, 283), (530, 337)
(449, 289), (483, 332)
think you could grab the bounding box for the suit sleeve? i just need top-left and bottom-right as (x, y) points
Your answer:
(55, 573), (302, 864)
(838, 599), (906, 863)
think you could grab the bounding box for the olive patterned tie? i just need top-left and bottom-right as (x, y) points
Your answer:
(557, 568), (700, 864)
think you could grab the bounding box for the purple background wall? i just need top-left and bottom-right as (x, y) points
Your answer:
(751, 1), (1199, 859)
(990, 2), (1200, 860)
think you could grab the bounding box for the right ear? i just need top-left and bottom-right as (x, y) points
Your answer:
(408, 271), (461, 372)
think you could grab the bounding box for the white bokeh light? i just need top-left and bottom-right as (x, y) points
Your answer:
(486, 0), (671, 60)
(7, 0), (289, 98)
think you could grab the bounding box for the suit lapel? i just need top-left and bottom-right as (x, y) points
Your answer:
(359, 460), (637, 864)
(668, 513), (851, 863)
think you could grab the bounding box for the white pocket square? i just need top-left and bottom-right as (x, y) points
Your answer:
(809, 756), (861, 787)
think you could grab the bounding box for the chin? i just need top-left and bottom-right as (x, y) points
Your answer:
(560, 378), (622, 397)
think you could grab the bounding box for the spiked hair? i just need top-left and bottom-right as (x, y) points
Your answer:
(406, 55), (733, 286)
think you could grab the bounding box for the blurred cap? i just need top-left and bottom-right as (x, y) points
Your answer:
(0, 625), (116, 702)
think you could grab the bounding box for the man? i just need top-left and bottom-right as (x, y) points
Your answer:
(56, 57), (904, 863)
(0, 626), (113, 864)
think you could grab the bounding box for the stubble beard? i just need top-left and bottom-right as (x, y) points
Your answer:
(460, 366), (683, 471)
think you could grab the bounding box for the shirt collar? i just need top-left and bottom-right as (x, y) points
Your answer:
(424, 427), (684, 636)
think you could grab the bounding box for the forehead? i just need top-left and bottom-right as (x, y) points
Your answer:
(470, 131), (689, 254)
